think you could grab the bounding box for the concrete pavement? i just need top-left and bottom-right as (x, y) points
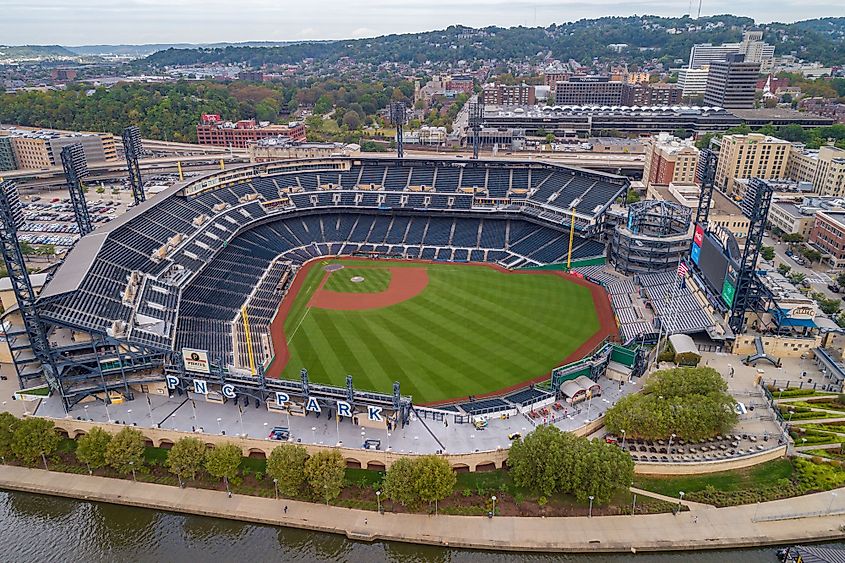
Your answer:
(1, 465), (844, 552)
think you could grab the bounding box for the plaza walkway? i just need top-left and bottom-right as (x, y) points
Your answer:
(1, 465), (844, 552)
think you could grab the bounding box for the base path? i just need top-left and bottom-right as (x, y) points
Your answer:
(309, 267), (429, 311)
(2, 465), (845, 553)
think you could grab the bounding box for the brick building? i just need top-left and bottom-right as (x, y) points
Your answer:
(196, 115), (306, 148)
(481, 83), (535, 106)
(810, 211), (845, 268)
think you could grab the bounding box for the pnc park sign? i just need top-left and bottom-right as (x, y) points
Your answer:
(165, 375), (383, 422)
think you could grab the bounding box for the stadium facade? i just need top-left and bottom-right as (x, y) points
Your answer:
(3, 156), (628, 416)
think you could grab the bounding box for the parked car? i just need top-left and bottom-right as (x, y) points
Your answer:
(268, 426), (290, 440)
(362, 439), (381, 450)
(829, 284), (840, 293)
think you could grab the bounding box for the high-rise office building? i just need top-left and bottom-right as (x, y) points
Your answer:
(703, 55), (761, 109)
(689, 31), (775, 72)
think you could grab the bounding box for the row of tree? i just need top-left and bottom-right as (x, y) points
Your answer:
(604, 367), (738, 441)
(508, 425), (634, 504)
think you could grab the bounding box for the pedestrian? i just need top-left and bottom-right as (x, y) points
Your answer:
(445, 419), (448, 428)
(284, 505), (288, 514)
(364, 518), (368, 526)
(693, 515), (698, 524)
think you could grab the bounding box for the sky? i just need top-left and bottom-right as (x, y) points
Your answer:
(4, 0), (843, 45)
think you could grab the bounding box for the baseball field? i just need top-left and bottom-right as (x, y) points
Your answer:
(266, 259), (615, 404)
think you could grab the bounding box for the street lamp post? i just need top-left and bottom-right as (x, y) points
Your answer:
(668, 433), (676, 453)
(788, 410), (795, 424)
(376, 490), (382, 514)
(621, 429), (626, 450)
(828, 491), (838, 514)
(677, 491), (685, 513)
(631, 492), (637, 516)
(311, 426), (317, 443)
(588, 495), (594, 518)
(40, 451), (48, 471)
(216, 417), (222, 434)
(129, 461), (136, 482)
(778, 388), (784, 402)
(273, 478), (279, 500)
(491, 495), (497, 517)
(104, 399), (112, 423)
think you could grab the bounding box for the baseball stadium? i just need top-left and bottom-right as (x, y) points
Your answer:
(5, 155), (628, 421)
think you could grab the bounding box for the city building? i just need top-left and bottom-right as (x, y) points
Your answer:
(196, 115), (306, 148)
(810, 210), (845, 268)
(703, 55), (761, 109)
(689, 31), (775, 71)
(247, 137), (360, 162)
(623, 83), (683, 106)
(481, 83), (535, 106)
(554, 76), (625, 105)
(677, 66), (710, 97)
(730, 108), (835, 129)
(2, 128), (117, 170)
(237, 70), (265, 82)
(446, 75), (474, 93)
(642, 133), (700, 188)
(813, 146), (845, 197)
(788, 145), (821, 185)
(799, 98), (845, 124)
(714, 133), (791, 196)
(0, 133), (17, 172)
(769, 197), (845, 240)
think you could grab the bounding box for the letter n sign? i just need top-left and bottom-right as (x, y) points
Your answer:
(336, 401), (353, 417)
(305, 396), (321, 413)
(193, 379), (208, 395)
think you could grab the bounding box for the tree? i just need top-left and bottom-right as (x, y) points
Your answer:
(836, 272), (845, 288)
(75, 427), (112, 473)
(788, 272), (807, 285)
(604, 367), (738, 441)
(11, 417), (60, 465)
(342, 110), (362, 130)
(782, 233), (804, 243)
(266, 443), (309, 497)
(382, 457), (422, 508)
(626, 189), (641, 204)
(694, 132), (715, 150)
(800, 247), (822, 264)
(0, 412), (20, 461)
(314, 94), (332, 115)
(414, 455), (456, 513)
(777, 263), (792, 276)
(761, 246), (775, 261)
(166, 437), (207, 483)
(573, 439), (634, 504)
(204, 443), (242, 491)
(105, 427), (146, 475)
(304, 449), (345, 504)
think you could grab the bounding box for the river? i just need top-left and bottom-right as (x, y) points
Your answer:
(0, 490), (813, 562)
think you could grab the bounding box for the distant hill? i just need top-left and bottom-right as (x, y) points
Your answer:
(67, 41), (314, 58)
(0, 44), (79, 60)
(139, 15), (845, 69)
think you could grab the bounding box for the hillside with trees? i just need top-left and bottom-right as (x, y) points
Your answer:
(0, 78), (414, 143)
(142, 16), (845, 69)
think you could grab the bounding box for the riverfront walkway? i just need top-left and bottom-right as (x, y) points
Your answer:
(1, 465), (844, 552)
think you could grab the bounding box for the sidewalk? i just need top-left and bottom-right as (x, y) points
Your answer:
(1, 465), (844, 552)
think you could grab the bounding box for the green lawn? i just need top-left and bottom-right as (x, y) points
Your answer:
(279, 260), (600, 403)
(634, 458), (794, 498)
(323, 267), (392, 293)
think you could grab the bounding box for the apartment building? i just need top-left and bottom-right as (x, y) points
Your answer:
(642, 133), (700, 188)
(2, 128), (117, 170)
(481, 83), (536, 106)
(813, 146), (845, 198)
(714, 133), (791, 196)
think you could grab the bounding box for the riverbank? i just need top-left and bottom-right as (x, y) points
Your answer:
(2, 465), (844, 553)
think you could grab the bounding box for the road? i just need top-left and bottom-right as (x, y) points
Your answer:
(764, 235), (841, 302)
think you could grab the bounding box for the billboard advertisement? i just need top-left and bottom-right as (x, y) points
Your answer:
(182, 348), (210, 374)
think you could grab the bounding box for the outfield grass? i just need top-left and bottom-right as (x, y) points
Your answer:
(279, 260), (600, 403)
(323, 267), (392, 293)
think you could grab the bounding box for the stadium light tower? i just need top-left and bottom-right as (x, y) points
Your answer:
(389, 102), (407, 159)
(122, 125), (146, 205)
(60, 143), (94, 237)
(0, 180), (58, 387)
(468, 101), (485, 160)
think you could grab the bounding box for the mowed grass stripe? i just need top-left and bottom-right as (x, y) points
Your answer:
(278, 262), (602, 403)
(323, 267), (391, 293)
